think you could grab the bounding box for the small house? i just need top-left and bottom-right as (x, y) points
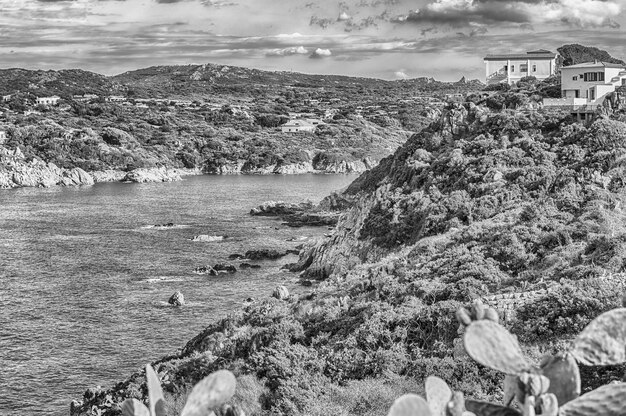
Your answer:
(484, 49), (557, 85)
(0, 131), (6, 144)
(281, 119), (316, 133)
(36, 96), (60, 106)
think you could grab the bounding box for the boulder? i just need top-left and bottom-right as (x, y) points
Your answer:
(168, 291), (185, 306)
(244, 249), (286, 260)
(123, 167), (182, 183)
(193, 265), (218, 276)
(272, 286), (289, 300)
(228, 253), (246, 260)
(213, 263), (237, 273)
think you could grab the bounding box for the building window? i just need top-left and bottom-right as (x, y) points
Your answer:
(532, 65), (537, 72)
(572, 76), (578, 81)
(520, 64), (528, 72)
(511, 65), (515, 72)
(583, 72), (605, 82)
(575, 90), (580, 98)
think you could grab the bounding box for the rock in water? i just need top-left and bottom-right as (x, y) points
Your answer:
(213, 263), (237, 273)
(244, 249), (286, 260)
(168, 291), (185, 306)
(272, 286), (289, 300)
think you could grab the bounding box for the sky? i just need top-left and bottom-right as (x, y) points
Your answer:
(0, 0), (625, 81)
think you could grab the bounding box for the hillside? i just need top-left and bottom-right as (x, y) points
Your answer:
(0, 64), (484, 188)
(558, 44), (626, 67)
(72, 92), (626, 415)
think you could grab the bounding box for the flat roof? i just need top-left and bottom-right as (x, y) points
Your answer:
(484, 52), (556, 61)
(562, 61), (626, 69)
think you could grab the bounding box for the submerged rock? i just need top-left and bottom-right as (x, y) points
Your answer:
(239, 262), (261, 269)
(213, 263), (237, 273)
(191, 234), (226, 242)
(168, 291), (185, 306)
(193, 265), (218, 276)
(244, 249), (286, 260)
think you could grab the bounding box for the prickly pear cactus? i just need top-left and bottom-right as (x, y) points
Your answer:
(558, 383), (626, 416)
(180, 370), (237, 416)
(570, 308), (626, 366)
(121, 398), (150, 416)
(464, 399), (522, 416)
(539, 353), (580, 406)
(425, 376), (452, 416)
(387, 394), (432, 416)
(145, 365), (166, 416)
(463, 320), (530, 375)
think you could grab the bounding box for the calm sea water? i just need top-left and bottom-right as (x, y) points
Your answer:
(0, 174), (355, 416)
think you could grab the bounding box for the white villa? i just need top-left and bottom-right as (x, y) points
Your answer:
(36, 96), (60, 106)
(543, 61), (626, 121)
(484, 50), (558, 85)
(281, 118), (323, 133)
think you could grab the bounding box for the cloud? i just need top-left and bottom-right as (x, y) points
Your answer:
(266, 46), (309, 56)
(310, 47), (332, 58)
(394, 0), (622, 28)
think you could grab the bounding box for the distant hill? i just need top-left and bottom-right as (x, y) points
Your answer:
(558, 44), (626, 67)
(0, 68), (120, 97)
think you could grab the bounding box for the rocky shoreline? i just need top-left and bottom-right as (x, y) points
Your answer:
(0, 145), (370, 190)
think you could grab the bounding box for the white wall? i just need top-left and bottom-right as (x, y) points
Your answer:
(485, 58), (554, 83)
(561, 66), (625, 99)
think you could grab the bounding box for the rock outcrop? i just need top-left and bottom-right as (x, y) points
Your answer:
(0, 146), (94, 189)
(123, 167), (182, 183)
(168, 291), (185, 306)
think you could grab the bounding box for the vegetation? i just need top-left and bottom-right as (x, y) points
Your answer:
(557, 44), (626, 67)
(71, 78), (626, 416)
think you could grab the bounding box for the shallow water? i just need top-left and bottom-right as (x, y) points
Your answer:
(0, 174), (355, 416)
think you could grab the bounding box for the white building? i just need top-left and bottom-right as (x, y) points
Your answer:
(0, 131), (6, 144)
(543, 61), (626, 121)
(281, 119), (318, 133)
(484, 50), (558, 85)
(36, 96), (60, 106)
(106, 95), (126, 102)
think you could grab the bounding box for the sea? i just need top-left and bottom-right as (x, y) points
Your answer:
(0, 174), (356, 416)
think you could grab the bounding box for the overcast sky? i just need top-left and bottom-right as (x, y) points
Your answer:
(0, 0), (624, 81)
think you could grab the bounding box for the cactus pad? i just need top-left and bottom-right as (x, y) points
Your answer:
(539, 353), (580, 405)
(502, 375), (518, 407)
(425, 376), (452, 416)
(387, 394), (431, 416)
(571, 308), (626, 366)
(464, 399), (522, 416)
(181, 370), (237, 416)
(145, 365), (165, 416)
(121, 398), (150, 416)
(484, 308), (499, 324)
(463, 320), (530, 374)
(558, 383), (626, 416)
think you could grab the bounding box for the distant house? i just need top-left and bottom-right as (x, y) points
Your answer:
(106, 95), (126, 102)
(2, 94), (12, 102)
(281, 119), (317, 133)
(543, 61), (626, 121)
(0, 131), (6, 144)
(36, 96), (60, 106)
(484, 49), (557, 85)
(73, 94), (98, 102)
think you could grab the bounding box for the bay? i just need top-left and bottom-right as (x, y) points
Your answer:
(0, 174), (355, 416)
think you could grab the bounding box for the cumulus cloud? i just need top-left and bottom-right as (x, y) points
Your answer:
(310, 48), (332, 58)
(394, 0), (621, 28)
(266, 46), (309, 56)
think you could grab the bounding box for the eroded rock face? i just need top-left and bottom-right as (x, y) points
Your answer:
(168, 291), (185, 306)
(0, 146), (95, 189)
(123, 167), (182, 183)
